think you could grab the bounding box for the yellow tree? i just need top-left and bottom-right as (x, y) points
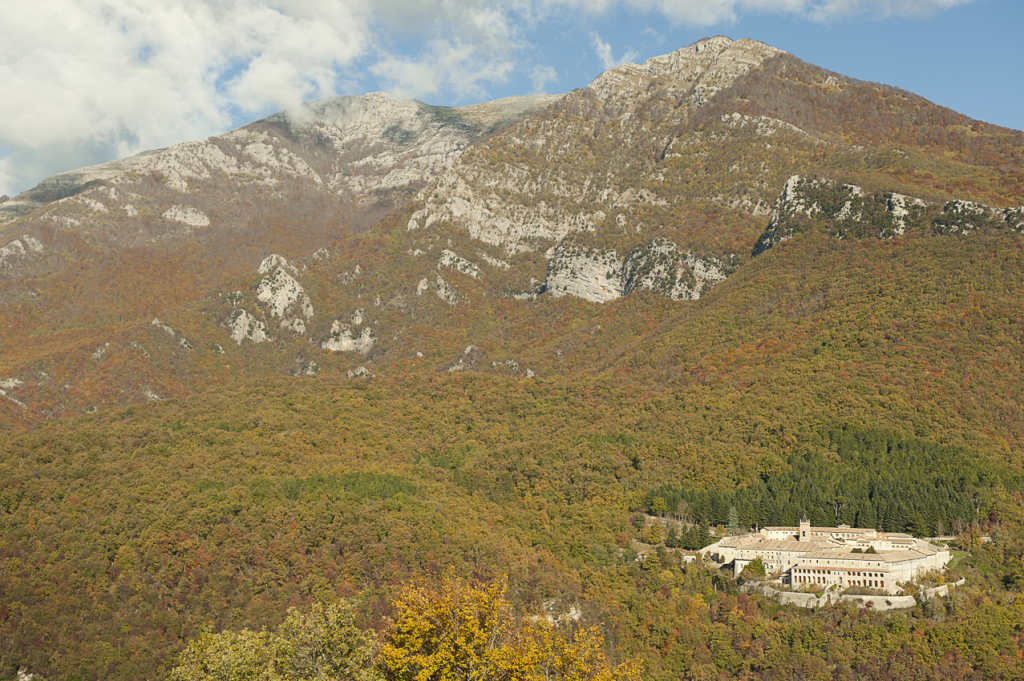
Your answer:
(378, 574), (641, 681)
(524, 622), (640, 681)
(378, 576), (528, 681)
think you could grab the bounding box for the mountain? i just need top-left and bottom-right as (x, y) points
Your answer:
(2, 37), (1022, 428)
(2, 36), (1024, 681)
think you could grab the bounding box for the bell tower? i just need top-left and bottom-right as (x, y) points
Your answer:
(799, 513), (810, 541)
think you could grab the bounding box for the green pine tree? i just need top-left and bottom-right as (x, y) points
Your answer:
(727, 506), (741, 535)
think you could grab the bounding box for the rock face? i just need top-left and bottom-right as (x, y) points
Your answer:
(433, 275), (460, 306)
(437, 250), (481, 279)
(0, 378), (27, 409)
(397, 36), (787, 304)
(321, 320), (375, 354)
(539, 238), (729, 304)
(266, 92), (561, 196)
(228, 310), (271, 345)
(225, 255), (317, 344)
(544, 244), (623, 303)
(622, 239), (727, 301)
(753, 174), (922, 254)
(933, 200), (1024, 235)
(256, 260), (313, 323)
(588, 36), (784, 107)
(754, 175), (1024, 255)
(0, 234), (44, 272)
(162, 205), (211, 228)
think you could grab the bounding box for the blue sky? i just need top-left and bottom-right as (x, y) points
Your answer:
(418, 0), (1021, 130)
(1, 0), (1021, 199)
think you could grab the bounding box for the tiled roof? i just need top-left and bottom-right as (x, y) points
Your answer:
(797, 549), (888, 562)
(809, 527), (874, 534)
(733, 539), (815, 552)
(794, 548), (935, 564)
(879, 550), (926, 563)
(719, 531), (942, 567)
(764, 525), (877, 534)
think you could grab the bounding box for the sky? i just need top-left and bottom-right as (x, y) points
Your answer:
(1, 0), (1021, 199)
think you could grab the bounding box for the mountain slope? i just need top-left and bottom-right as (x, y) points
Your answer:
(2, 37), (1024, 430)
(0, 92), (558, 330)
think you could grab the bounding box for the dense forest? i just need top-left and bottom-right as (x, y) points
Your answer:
(3, 366), (1024, 680)
(4, 226), (1024, 681)
(644, 425), (1016, 537)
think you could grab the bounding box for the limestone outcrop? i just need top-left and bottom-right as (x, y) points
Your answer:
(754, 175), (1024, 255)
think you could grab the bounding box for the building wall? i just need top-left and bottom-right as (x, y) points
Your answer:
(791, 564), (892, 593)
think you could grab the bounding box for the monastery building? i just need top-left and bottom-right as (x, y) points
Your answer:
(699, 516), (949, 595)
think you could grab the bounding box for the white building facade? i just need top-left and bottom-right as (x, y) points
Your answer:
(701, 517), (949, 595)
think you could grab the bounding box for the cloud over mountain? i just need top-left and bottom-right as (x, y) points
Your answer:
(0, 0), (979, 197)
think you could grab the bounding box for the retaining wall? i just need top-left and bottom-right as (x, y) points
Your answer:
(742, 582), (923, 611)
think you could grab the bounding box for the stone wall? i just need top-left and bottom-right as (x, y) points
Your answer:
(920, 578), (965, 601)
(742, 582), (917, 611)
(841, 594), (917, 611)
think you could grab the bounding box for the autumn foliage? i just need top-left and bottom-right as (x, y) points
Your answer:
(169, 578), (639, 681)
(379, 575), (639, 681)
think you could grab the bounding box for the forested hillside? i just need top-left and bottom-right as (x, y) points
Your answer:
(3, 367), (1024, 679)
(2, 36), (1024, 680)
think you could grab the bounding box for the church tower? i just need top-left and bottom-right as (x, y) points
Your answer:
(799, 514), (810, 541)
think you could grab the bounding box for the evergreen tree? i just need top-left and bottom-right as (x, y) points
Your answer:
(698, 521), (711, 548)
(757, 497), (772, 529)
(727, 506), (741, 535)
(925, 500), (941, 536)
(858, 504), (877, 530)
(666, 525), (680, 549)
(908, 511), (930, 538)
(684, 525), (699, 550)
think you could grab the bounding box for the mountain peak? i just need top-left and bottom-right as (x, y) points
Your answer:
(588, 35), (784, 104)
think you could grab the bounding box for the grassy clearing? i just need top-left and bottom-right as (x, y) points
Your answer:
(947, 550), (969, 569)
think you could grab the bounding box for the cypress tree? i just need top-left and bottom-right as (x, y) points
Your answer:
(683, 525), (698, 550)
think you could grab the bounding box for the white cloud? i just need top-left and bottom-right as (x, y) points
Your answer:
(591, 33), (640, 70)
(539, 0), (976, 26)
(642, 27), (667, 45)
(372, 38), (517, 101)
(531, 65), (559, 93)
(0, 0), (369, 197)
(802, 0), (976, 21)
(0, 0), (979, 197)
(369, 4), (521, 101)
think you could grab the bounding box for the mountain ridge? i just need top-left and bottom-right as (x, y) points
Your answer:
(0, 34), (1021, 431)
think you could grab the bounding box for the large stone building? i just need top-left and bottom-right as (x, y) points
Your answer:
(700, 516), (949, 595)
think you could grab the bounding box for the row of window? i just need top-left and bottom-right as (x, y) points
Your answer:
(795, 568), (884, 578)
(795, 576), (883, 587)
